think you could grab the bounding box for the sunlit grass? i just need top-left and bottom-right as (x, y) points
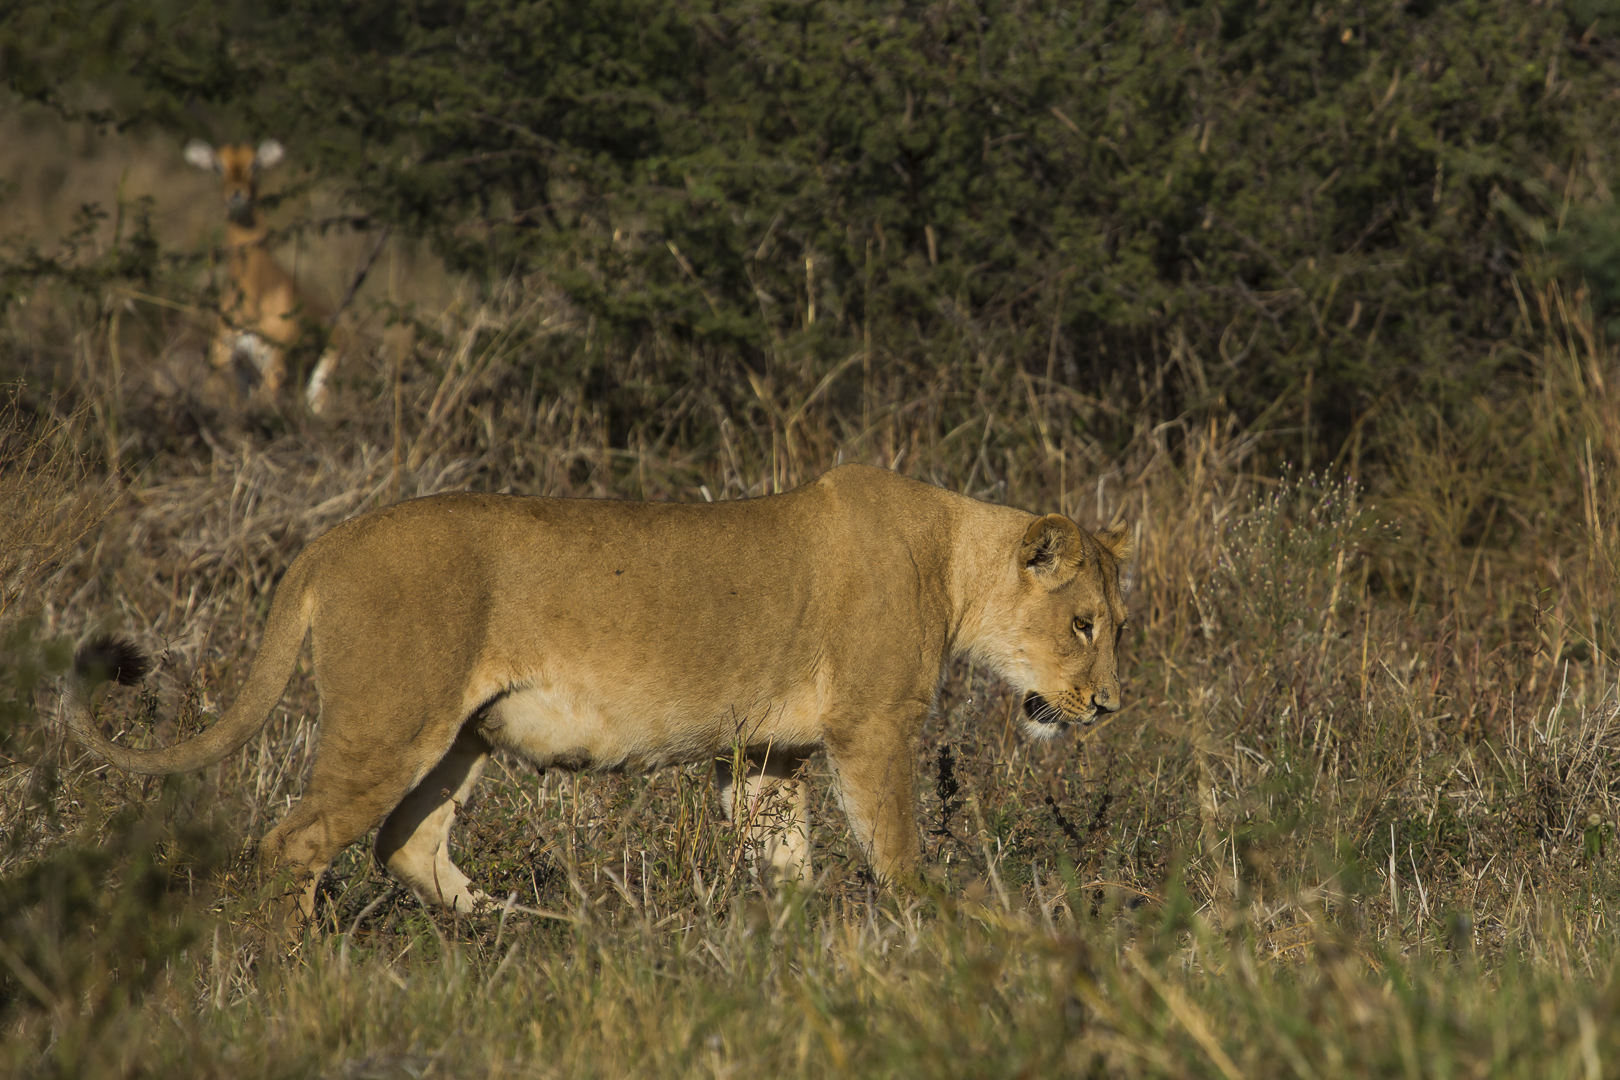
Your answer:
(4, 267), (1620, 1076)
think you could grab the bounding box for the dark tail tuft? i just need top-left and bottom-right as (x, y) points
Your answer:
(74, 635), (151, 687)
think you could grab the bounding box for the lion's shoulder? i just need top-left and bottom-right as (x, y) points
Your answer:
(808, 462), (962, 504)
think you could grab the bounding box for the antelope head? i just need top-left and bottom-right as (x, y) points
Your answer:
(184, 139), (285, 230)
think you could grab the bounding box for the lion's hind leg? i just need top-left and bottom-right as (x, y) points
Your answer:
(258, 760), (426, 934)
(374, 726), (493, 913)
(257, 708), (472, 934)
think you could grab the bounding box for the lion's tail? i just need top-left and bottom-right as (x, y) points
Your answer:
(62, 560), (315, 776)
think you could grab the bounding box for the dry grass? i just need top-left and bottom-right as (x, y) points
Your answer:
(5, 212), (1620, 1074)
(0, 388), (116, 631)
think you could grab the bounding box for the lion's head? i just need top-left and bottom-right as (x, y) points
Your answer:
(971, 514), (1132, 739)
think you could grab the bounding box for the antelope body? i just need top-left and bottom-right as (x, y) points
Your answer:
(185, 139), (341, 413)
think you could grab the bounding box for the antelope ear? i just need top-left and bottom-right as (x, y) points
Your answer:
(183, 139), (219, 172)
(1095, 522), (1133, 563)
(254, 139), (285, 171)
(1019, 514), (1084, 585)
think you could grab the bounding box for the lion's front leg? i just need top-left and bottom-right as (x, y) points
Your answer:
(716, 749), (813, 886)
(825, 719), (923, 887)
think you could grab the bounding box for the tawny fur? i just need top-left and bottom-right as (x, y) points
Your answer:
(63, 465), (1131, 925)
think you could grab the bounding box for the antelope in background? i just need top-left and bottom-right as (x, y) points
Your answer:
(184, 139), (341, 414)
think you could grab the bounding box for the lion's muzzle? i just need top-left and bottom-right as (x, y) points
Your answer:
(1024, 691), (1086, 727)
(1024, 685), (1123, 727)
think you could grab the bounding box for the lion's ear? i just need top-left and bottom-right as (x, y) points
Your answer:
(1020, 515), (1084, 585)
(1095, 522), (1133, 563)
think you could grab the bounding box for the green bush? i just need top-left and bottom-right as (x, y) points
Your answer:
(8, 0), (1620, 451)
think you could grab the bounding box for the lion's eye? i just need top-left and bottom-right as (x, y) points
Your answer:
(1073, 617), (1093, 639)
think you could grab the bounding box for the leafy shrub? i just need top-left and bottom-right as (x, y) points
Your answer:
(7, 1), (1620, 454)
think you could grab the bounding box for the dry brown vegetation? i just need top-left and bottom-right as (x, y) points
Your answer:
(6, 142), (1620, 1078)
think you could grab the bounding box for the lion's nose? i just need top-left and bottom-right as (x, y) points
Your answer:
(1092, 687), (1121, 713)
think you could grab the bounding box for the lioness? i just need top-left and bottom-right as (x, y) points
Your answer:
(65, 465), (1130, 920)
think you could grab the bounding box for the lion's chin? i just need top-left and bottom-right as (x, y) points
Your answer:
(1019, 715), (1098, 742)
(1020, 718), (1069, 741)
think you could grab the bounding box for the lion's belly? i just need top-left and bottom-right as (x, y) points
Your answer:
(474, 680), (827, 773)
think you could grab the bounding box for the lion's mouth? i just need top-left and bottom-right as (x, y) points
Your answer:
(1023, 692), (1096, 727)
